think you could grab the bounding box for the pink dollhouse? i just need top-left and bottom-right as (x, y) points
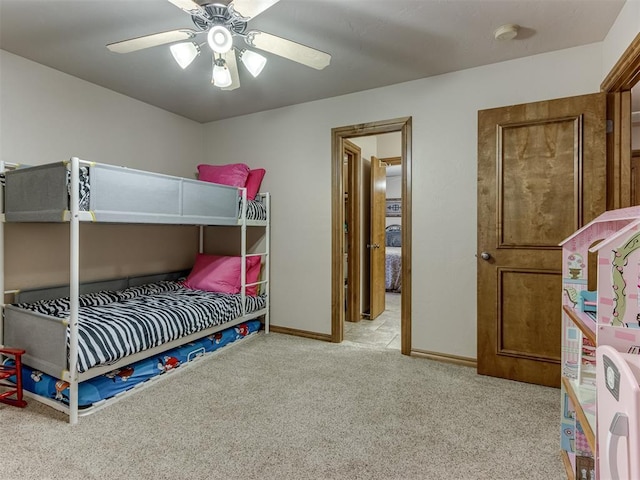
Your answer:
(560, 206), (640, 479)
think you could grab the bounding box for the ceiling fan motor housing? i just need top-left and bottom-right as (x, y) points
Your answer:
(192, 3), (248, 36)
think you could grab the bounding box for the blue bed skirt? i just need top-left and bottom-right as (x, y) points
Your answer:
(3, 320), (261, 408)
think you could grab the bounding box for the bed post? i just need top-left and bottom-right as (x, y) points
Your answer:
(68, 157), (81, 425)
(0, 161), (5, 349)
(265, 192), (270, 334)
(240, 187), (247, 317)
(1, 163), (19, 360)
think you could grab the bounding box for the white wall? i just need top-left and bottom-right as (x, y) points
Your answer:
(0, 50), (205, 289)
(387, 177), (402, 199)
(202, 43), (604, 358)
(350, 136), (377, 163)
(386, 177), (402, 229)
(379, 132), (402, 227)
(377, 132), (401, 159)
(602, 0), (640, 77)
(0, 51), (202, 177)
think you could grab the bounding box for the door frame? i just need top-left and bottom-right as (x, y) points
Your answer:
(602, 32), (640, 209)
(343, 139), (362, 323)
(331, 117), (412, 355)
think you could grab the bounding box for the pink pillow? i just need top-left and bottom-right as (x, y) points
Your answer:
(184, 254), (261, 296)
(245, 168), (266, 200)
(198, 163), (250, 188)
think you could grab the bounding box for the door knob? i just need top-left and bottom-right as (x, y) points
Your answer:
(367, 243), (380, 249)
(480, 252), (491, 261)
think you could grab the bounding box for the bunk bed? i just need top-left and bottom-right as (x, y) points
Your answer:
(0, 158), (270, 424)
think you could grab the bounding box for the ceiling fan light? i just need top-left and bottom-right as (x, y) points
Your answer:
(170, 42), (200, 69)
(207, 25), (233, 54)
(240, 49), (267, 77)
(212, 62), (233, 88)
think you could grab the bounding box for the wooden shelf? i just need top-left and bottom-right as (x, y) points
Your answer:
(563, 305), (596, 344)
(561, 450), (575, 480)
(561, 376), (596, 454)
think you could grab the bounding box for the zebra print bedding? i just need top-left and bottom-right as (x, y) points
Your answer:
(15, 281), (267, 373)
(66, 167), (267, 220)
(244, 196), (267, 220)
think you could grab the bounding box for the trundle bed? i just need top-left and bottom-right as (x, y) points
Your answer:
(0, 158), (270, 424)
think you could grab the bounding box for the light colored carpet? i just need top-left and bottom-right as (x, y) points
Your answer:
(1, 333), (564, 480)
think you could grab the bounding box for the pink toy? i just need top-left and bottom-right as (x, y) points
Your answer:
(560, 206), (640, 479)
(596, 346), (640, 480)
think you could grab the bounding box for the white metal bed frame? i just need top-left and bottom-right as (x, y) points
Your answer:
(1, 157), (270, 424)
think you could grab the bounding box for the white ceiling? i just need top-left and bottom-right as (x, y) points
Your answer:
(0, 0), (627, 123)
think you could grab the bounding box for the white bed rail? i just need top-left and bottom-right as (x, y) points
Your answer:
(240, 191), (270, 333)
(1, 161), (20, 350)
(240, 187), (247, 318)
(264, 192), (270, 333)
(68, 157), (81, 424)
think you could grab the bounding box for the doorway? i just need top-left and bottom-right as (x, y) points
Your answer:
(601, 32), (640, 209)
(629, 73), (640, 204)
(331, 117), (412, 355)
(343, 134), (403, 349)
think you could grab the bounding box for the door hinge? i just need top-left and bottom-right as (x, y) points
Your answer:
(606, 119), (614, 134)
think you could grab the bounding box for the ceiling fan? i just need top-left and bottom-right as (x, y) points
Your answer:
(106, 0), (331, 91)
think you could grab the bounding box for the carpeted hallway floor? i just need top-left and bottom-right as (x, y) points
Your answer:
(1, 332), (564, 480)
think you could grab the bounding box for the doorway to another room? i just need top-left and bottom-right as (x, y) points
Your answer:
(343, 134), (403, 349)
(331, 117), (412, 355)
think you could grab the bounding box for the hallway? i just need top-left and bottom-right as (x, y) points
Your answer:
(343, 293), (400, 350)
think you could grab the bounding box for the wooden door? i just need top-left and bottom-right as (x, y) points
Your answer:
(477, 93), (606, 387)
(369, 156), (386, 320)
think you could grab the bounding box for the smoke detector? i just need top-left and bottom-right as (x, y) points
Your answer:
(494, 24), (519, 41)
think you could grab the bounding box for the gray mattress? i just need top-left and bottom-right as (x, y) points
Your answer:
(4, 161), (265, 225)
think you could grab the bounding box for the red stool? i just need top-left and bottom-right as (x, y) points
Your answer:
(0, 347), (27, 408)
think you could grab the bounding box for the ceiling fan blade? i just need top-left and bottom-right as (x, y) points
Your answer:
(247, 31), (330, 70)
(167, 0), (206, 16)
(107, 29), (197, 54)
(222, 51), (241, 91)
(230, 0), (280, 20)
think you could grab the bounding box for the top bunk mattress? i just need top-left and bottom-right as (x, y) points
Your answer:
(3, 161), (267, 225)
